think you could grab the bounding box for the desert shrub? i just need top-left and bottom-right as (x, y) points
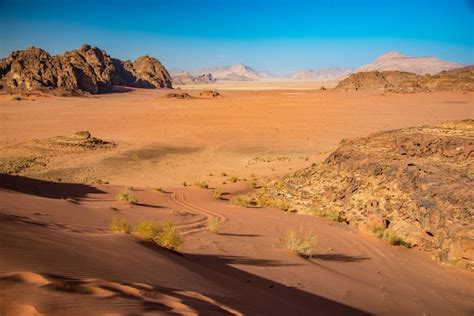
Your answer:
(231, 194), (258, 207)
(370, 225), (411, 248)
(207, 217), (222, 233)
(311, 209), (348, 223)
(135, 221), (163, 241)
(182, 181), (188, 187)
(195, 181), (209, 189)
(381, 230), (412, 248)
(110, 218), (132, 234)
(212, 188), (222, 199)
(155, 222), (183, 251)
(229, 176), (240, 183)
(250, 180), (259, 189)
(155, 187), (165, 193)
(256, 193), (290, 211)
(284, 229), (318, 258)
(117, 190), (137, 204)
(134, 221), (183, 251)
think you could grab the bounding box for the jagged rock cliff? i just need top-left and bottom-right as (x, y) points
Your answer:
(259, 120), (474, 270)
(0, 44), (172, 94)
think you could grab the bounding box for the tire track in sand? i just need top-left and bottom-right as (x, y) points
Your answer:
(168, 188), (226, 236)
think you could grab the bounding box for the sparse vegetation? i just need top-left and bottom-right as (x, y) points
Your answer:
(231, 194), (258, 207)
(311, 209), (348, 223)
(250, 180), (259, 189)
(212, 188), (223, 199)
(229, 176), (240, 183)
(182, 181), (188, 187)
(195, 181), (209, 189)
(116, 190), (138, 204)
(370, 225), (412, 248)
(207, 217), (222, 233)
(134, 220), (183, 251)
(110, 218), (132, 234)
(283, 229), (318, 258)
(155, 187), (165, 193)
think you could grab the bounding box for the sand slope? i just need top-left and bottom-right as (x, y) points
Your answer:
(1, 175), (473, 315)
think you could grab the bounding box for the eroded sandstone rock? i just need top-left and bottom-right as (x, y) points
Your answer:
(259, 120), (474, 270)
(0, 44), (172, 95)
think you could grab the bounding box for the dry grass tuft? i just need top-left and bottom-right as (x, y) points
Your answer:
(195, 181), (209, 189)
(231, 194), (258, 207)
(117, 190), (137, 204)
(134, 221), (183, 251)
(207, 217), (222, 233)
(284, 229), (318, 258)
(212, 188), (223, 199)
(110, 218), (132, 234)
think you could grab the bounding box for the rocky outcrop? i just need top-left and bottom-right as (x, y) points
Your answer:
(355, 51), (463, 75)
(0, 44), (172, 95)
(259, 120), (474, 270)
(335, 66), (474, 92)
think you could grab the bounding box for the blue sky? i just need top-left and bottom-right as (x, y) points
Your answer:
(0, 0), (473, 73)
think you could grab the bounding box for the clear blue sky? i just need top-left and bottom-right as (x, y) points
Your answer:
(0, 0), (473, 73)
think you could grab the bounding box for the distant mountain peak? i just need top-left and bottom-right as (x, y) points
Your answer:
(375, 51), (408, 62)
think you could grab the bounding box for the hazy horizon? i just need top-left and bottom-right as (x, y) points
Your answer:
(1, 0), (473, 74)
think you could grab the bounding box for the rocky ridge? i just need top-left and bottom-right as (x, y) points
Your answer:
(258, 120), (474, 270)
(0, 44), (172, 95)
(335, 66), (474, 92)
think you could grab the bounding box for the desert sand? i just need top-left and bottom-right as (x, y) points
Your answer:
(1, 87), (473, 315)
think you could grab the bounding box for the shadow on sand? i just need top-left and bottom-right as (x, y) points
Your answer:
(0, 174), (106, 199)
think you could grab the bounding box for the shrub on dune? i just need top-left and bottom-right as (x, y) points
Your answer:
(231, 194), (258, 207)
(117, 189), (137, 204)
(134, 220), (183, 251)
(212, 188), (222, 199)
(207, 217), (222, 233)
(284, 229), (318, 258)
(110, 218), (132, 234)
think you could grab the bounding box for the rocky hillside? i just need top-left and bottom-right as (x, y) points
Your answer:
(259, 120), (474, 270)
(291, 67), (354, 81)
(335, 66), (474, 92)
(356, 51), (463, 75)
(0, 44), (172, 95)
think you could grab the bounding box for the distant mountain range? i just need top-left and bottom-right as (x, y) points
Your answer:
(174, 51), (466, 84)
(291, 67), (354, 81)
(195, 64), (269, 81)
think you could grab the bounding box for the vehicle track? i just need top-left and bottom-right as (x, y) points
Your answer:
(168, 188), (226, 236)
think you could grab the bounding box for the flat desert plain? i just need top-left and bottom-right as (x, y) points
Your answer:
(0, 87), (473, 315)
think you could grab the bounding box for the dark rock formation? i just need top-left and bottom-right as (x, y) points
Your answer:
(259, 120), (474, 270)
(0, 44), (172, 95)
(335, 66), (474, 92)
